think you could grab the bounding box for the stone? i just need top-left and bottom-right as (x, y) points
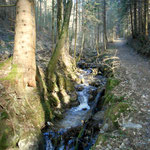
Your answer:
(18, 135), (40, 150)
(122, 122), (142, 129)
(70, 100), (80, 107)
(0, 83), (4, 90)
(75, 85), (84, 91)
(102, 123), (109, 131)
(88, 94), (94, 102)
(70, 92), (77, 101)
(93, 111), (104, 121)
(100, 129), (104, 133)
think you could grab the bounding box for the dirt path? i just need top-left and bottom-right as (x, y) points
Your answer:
(95, 39), (150, 150)
(114, 39), (150, 149)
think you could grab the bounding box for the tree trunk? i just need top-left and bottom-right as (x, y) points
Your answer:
(144, 0), (149, 36)
(138, 0), (142, 35)
(133, 0), (137, 38)
(74, 0), (78, 62)
(13, 0), (36, 88)
(97, 7), (100, 55)
(52, 0), (55, 51)
(39, 0), (42, 28)
(130, 2), (134, 38)
(47, 0), (72, 81)
(103, 0), (107, 50)
(57, 0), (64, 37)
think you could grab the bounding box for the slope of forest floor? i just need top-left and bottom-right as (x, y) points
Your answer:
(93, 39), (150, 150)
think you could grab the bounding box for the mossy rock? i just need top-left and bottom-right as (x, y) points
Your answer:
(105, 102), (129, 128)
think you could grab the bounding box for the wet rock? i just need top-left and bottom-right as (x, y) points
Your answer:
(88, 94), (94, 102)
(82, 108), (88, 111)
(70, 100), (80, 107)
(47, 122), (54, 126)
(54, 110), (62, 116)
(88, 87), (97, 98)
(90, 80), (102, 87)
(75, 85), (84, 91)
(93, 111), (104, 121)
(70, 92), (77, 101)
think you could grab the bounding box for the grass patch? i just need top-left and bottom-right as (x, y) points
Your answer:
(106, 77), (120, 92)
(105, 102), (129, 128)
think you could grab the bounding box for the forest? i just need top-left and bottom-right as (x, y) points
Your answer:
(0, 0), (150, 150)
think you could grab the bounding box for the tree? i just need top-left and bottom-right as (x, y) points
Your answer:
(13, 0), (36, 88)
(133, 0), (137, 38)
(47, 0), (75, 106)
(52, 0), (55, 51)
(74, 0), (78, 62)
(103, 0), (107, 50)
(144, 0), (149, 36)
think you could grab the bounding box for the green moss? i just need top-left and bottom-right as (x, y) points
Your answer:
(0, 64), (20, 83)
(104, 93), (124, 105)
(106, 78), (120, 92)
(0, 124), (16, 150)
(4, 64), (18, 80)
(105, 102), (129, 128)
(0, 111), (9, 120)
(0, 57), (12, 69)
(65, 78), (75, 92)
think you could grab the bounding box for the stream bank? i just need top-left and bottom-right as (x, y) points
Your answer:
(43, 67), (106, 150)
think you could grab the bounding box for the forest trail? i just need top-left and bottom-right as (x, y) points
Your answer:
(105, 39), (150, 150)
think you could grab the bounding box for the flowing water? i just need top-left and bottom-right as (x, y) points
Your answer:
(43, 69), (106, 150)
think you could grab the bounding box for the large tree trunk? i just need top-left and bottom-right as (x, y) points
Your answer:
(47, 0), (76, 107)
(13, 0), (36, 88)
(52, 0), (55, 51)
(57, 0), (64, 37)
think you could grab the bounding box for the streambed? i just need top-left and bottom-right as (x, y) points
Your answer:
(43, 69), (106, 150)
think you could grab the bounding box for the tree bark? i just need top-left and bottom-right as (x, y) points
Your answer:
(144, 0), (149, 36)
(52, 0), (55, 51)
(74, 0), (78, 62)
(103, 0), (107, 50)
(138, 0), (142, 35)
(57, 0), (64, 39)
(47, 0), (72, 79)
(133, 0), (137, 38)
(130, 2), (134, 38)
(13, 0), (36, 88)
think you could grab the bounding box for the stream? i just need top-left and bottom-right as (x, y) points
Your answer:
(43, 69), (106, 150)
